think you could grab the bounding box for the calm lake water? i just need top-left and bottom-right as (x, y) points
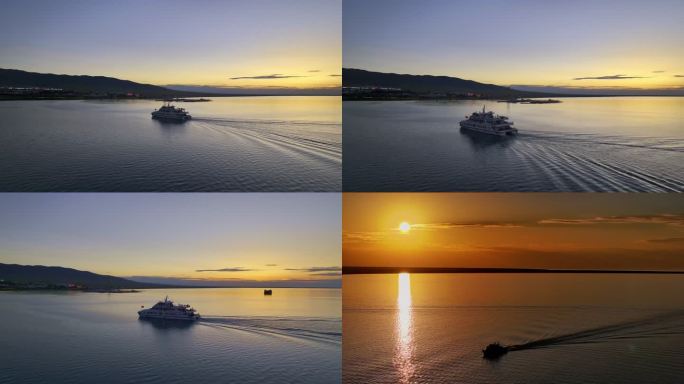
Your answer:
(0, 288), (341, 384)
(344, 97), (684, 192)
(0, 96), (341, 191)
(343, 274), (684, 384)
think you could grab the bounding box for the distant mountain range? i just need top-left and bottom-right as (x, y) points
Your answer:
(343, 68), (552, 98)
(0, 263), (341, 289)
(0, 263), (162, 289)
(511, 84), (684, 96)
(344, 68), (684, 97)
(165, 84), (340, 96)
(0, 69), (340, 98)
(0, 68), (196, 98)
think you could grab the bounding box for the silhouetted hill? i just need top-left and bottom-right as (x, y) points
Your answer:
(0, 68), (197, 98)
(0, 263), (163, 289)
(343, 68), (553, 98)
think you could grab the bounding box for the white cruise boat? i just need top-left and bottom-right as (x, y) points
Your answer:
(138, 296), (200, 321)
(459, 106), (517, 136)
(151, 102), (192, 121)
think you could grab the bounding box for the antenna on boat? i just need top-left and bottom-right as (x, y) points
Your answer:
(482, 105), (486, 113)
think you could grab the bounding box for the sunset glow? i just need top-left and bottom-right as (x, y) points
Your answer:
(344, 0), (684, 91)
(0, 194), (342, 287)
(343, 193), (684, 270)
(395, 272), (414, 383)
(0, 0), (341, 91)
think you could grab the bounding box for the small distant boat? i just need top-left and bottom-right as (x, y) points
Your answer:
(138, 296), (200, 321)
(151, 101), (192, 121)
(264, 289), (273, 295)
(482, 342), (509, 359)
(460, 106), (517, 136)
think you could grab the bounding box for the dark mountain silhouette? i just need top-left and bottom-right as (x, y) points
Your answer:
(0, 68), (198, 97)
(343, 68), (555, 98)
(0, 263), (164, 289)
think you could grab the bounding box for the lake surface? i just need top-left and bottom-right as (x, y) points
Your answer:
(0, 96), (341, 191)
(343, 97), (684, 191)
(0, 288), (341, 384)
(343, 274), (684, 384)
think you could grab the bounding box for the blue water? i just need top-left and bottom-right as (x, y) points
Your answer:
(343, 97), (684, 191)
(0, 97), (341, 191)
(0, 288), (341, 384)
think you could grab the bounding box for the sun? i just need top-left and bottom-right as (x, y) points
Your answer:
(399, 222), (411, 234)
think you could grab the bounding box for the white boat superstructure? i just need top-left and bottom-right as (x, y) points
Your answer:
(138, 296), (200, 321)
(151, 102), (192, 121)
(459, 106), (517, 136)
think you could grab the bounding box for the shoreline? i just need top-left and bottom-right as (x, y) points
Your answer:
(0, 94), (341, 101)
(342, 94), (683, 101)
(343, 266), (684, 275)
(1, 286), (342, 291)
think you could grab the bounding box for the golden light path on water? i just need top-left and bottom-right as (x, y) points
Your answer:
(395, 272), (415, 383)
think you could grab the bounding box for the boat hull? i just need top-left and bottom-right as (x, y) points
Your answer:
(151, 112), (191, 121)
(138, 310), (199, 321)
(459, 121), (517, 136)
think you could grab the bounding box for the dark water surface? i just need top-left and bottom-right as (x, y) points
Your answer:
(343, 274), (684, 384)
(344, 97), (684, 191)
(0, 288), (341, 384)
(0, 97), (341, 191)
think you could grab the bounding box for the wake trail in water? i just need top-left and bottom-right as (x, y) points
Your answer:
(521, 130), (684, 153)
(191, 117), (341, 165)
(199, 316), (341, 345)
(508, 310), (684, 353)
(508, 131), (684, 191)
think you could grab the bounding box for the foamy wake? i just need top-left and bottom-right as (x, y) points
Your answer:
(199, 316), (341, 345)
(191, 117), (341, 165)
(509, 131), (684, 191)
(508, 310), (684, 352)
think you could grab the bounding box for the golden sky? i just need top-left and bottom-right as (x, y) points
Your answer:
(0, 0), (341, 89)
(343, 0), (684, 90)
(343, 193), (684, 270)
(0, 194), (341, 287)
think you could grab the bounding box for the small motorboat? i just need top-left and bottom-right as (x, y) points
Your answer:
(482, 342), (509, 359)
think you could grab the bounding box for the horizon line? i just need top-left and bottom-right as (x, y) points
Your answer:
(342, 266), (684, 275)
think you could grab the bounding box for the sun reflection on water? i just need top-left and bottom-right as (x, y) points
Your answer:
(395, 272), (415, 383)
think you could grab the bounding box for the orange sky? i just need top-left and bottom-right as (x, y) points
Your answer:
(343, 193), (684, 270)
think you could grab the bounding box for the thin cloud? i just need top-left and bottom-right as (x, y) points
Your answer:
(329, 74), (342, 77)
(646, 237), (684, 243)
(538, 214), (684, 226)
(195, 267), (256, 272)
(410, 222), (522, 230)
(344, 222), (521, 244)
(285, 266), (341, 273)
(265, 264), (278, 267)
(675, 75), (684, 78)
(652, 70), (666, 73)
(308, 69), (321, 73)
(573, 74), (648, 80)
(344, 231), (386, 242)
(129, 276), (341, 288)
(230, 74), (306, 80)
